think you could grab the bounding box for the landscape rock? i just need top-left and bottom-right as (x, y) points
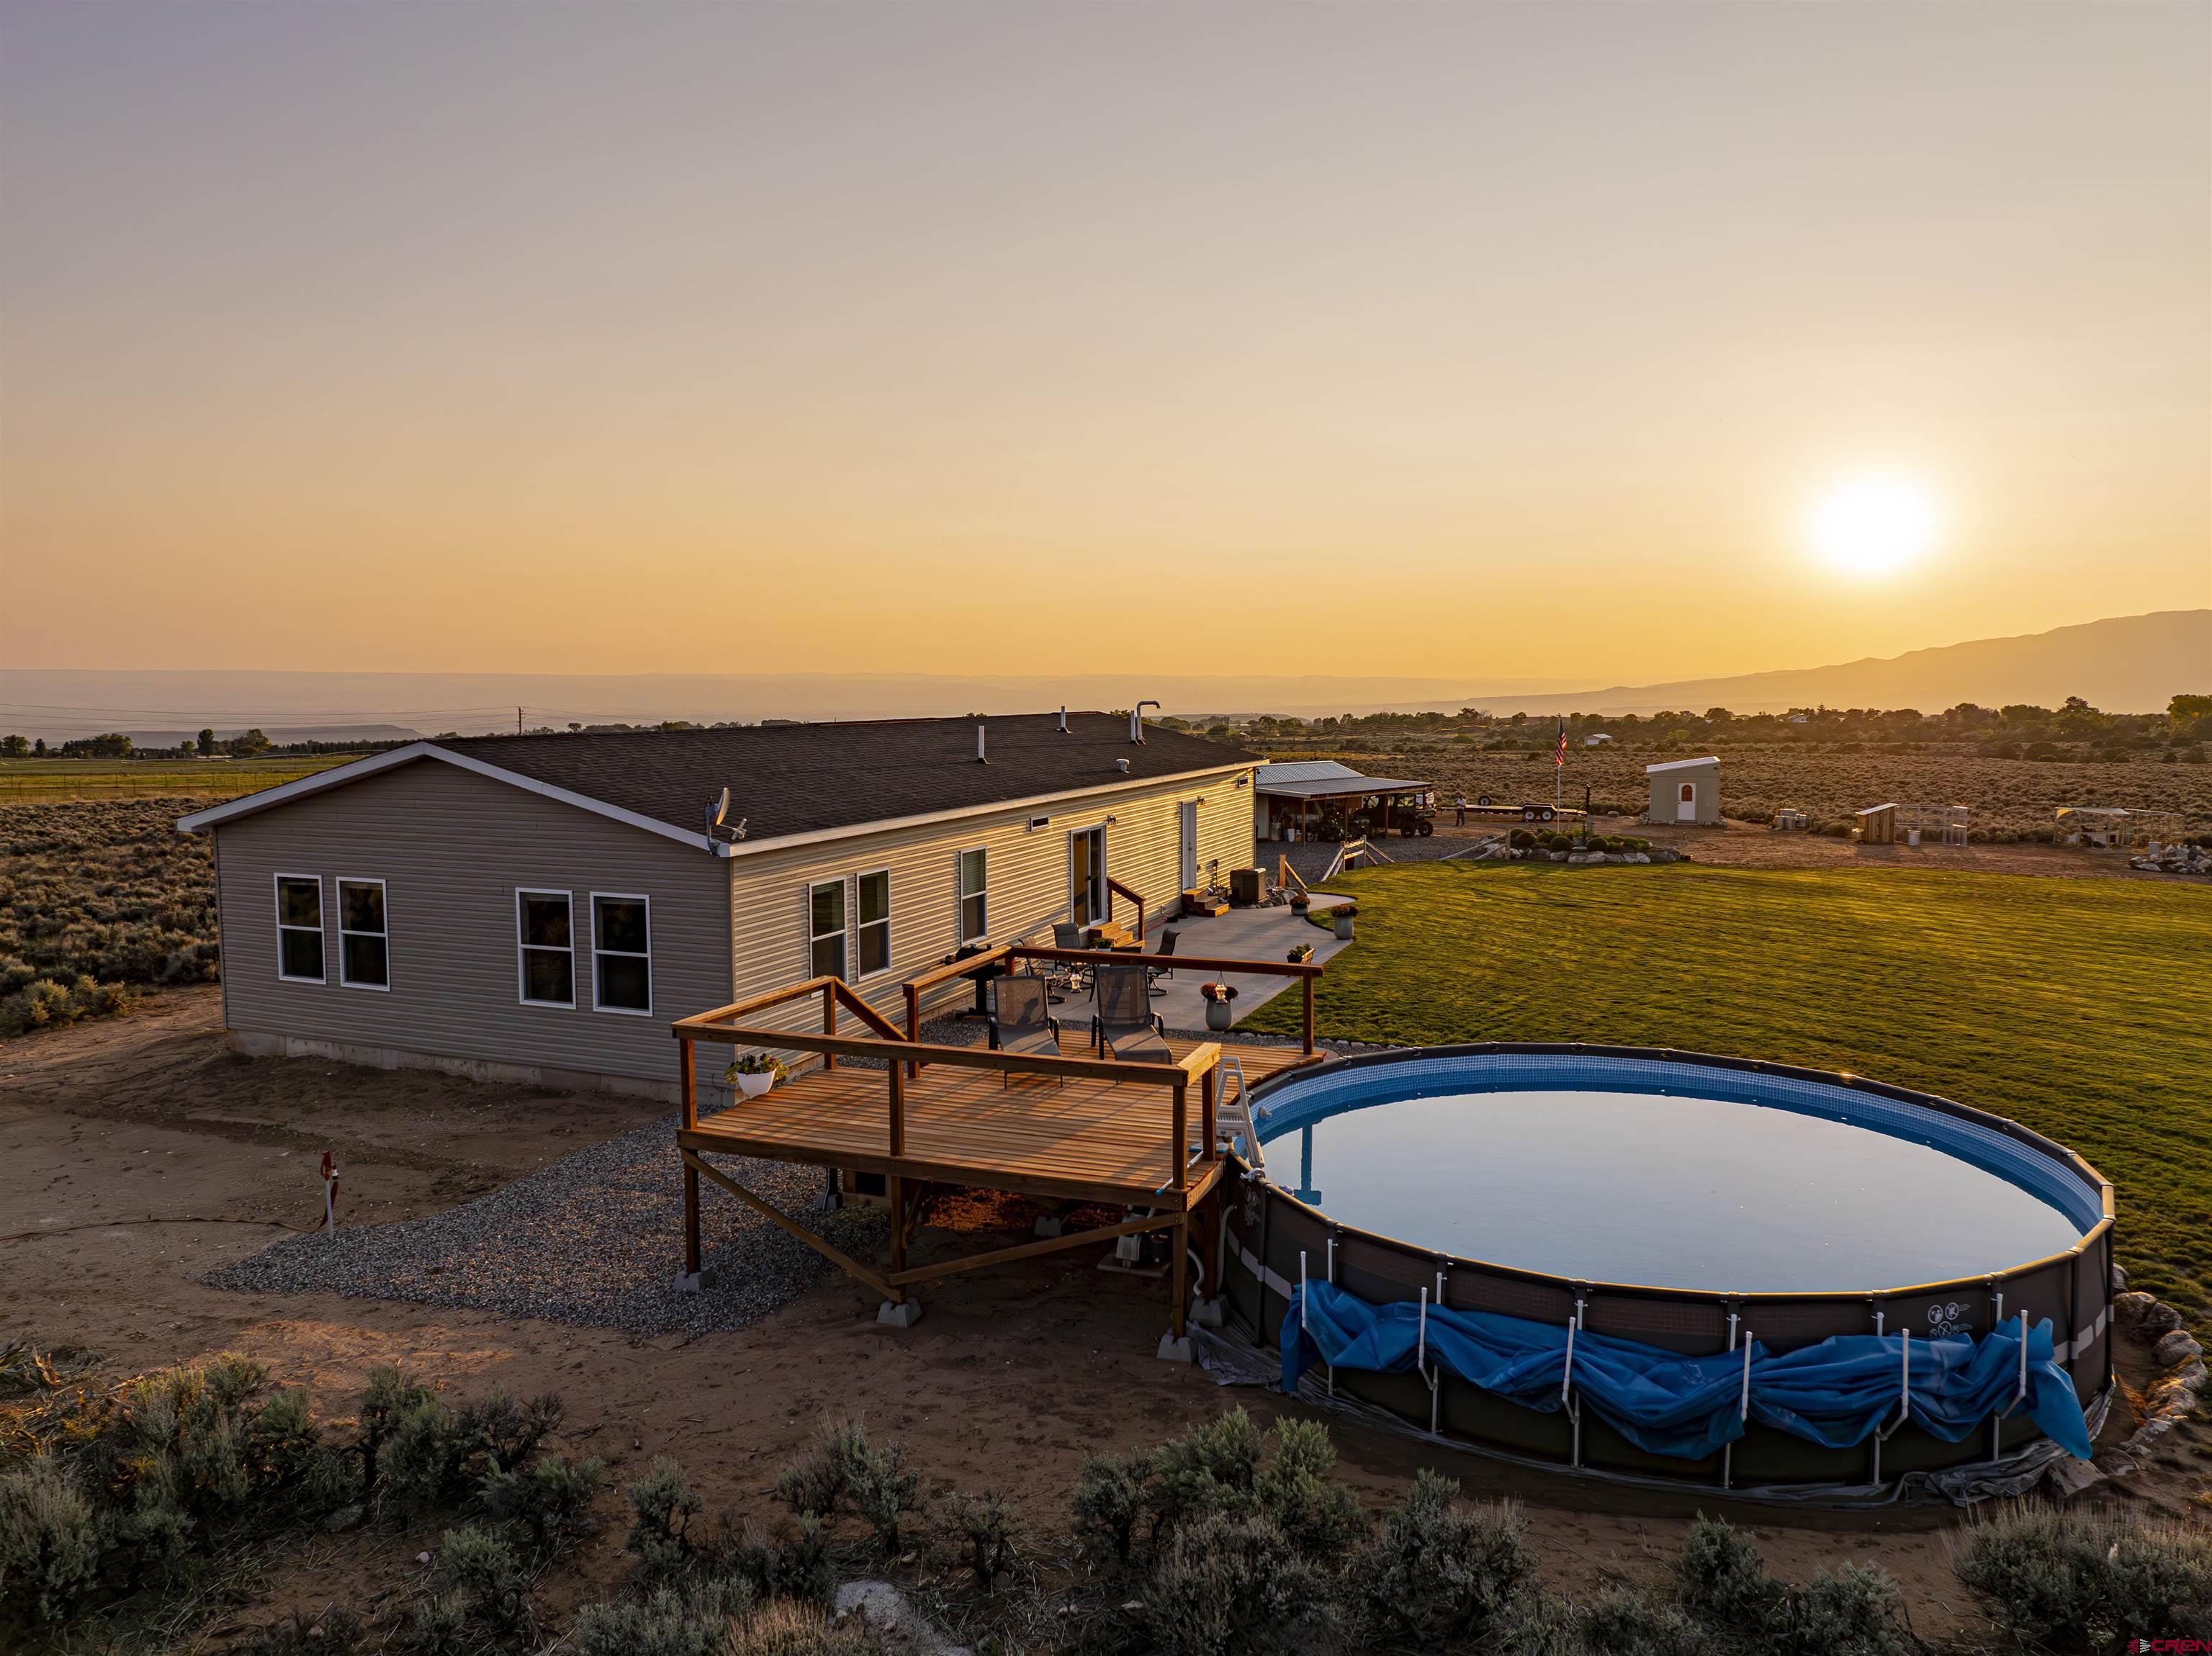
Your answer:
(2153, 1330), (2203, 1367)
(2041, 1457), (2105, 1500)
(2113, 1290), (2156, 1326)
(2140, 1300), (2185, 1336)
(834, 1580), (971, 1656)
(2111, 1264), (2128, 1293)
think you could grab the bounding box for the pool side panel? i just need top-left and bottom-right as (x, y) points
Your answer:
(1229, 1044), (2117, 1497)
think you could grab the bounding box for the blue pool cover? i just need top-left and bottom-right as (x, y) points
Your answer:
(1282, 1279), (2092, 1463)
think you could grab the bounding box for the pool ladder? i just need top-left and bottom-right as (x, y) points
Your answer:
(1213, 1055), (1263, 1174)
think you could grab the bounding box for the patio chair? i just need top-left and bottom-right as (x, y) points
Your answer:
(1091, 963), (1172, 1064)
(1051, 922), (1093, 995)
(1145, 927), (1180, 996)
(988, 973), (1063, 1087)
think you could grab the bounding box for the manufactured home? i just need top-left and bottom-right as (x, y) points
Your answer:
(179, 714), (1259, 1102)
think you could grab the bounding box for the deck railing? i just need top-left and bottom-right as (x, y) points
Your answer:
(670, 1004), (1225, 1196)
(1106, 876), (1146, 942)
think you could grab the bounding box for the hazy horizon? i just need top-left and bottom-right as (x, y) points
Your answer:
(4, 6), (2208, 679)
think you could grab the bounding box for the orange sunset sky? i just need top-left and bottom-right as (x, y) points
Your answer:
(2, 4), (2206, 683)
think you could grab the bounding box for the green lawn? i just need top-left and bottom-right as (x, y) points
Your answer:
(1246, 863), (2212, 1318)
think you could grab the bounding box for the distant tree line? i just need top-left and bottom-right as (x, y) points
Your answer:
(1157, 695), (2212, 756)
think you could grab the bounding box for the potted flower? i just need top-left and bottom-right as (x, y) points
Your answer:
(1288, 889), (1310, 917)
(725, 1053), (785, 1099)
(1287, 941), (1315, 964)
(1199, 981), (1239, 1032)
(1331, 902), (1357, 941)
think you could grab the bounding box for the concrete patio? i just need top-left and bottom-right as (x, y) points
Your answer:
(1141, 894), (1351, 1034)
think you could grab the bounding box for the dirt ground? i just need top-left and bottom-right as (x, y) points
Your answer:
(4, 989), (2206, 1647)
(1431, 813), (2209, 880)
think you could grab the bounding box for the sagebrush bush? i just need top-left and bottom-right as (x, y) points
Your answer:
(844, 1436), (922, 1557)
(0, 1456), (102, 1621)
(478, 1451), (603, 1552)
(1254, 1418), (1366, 1559)
(624, 1457), (706, 1585)
(1676, 1513), (1788, 1637)
(947, 1489), (1016, 1588)
(1579, 1582), (1704, 1656)
(1952, 1500), (2212, 1650)
(1070, 1450), (1151, 1564)
(1146, 1407), (1262, 1537)
(1793, 1562), (1913, 1656)
(1346, 1470), (1537, 1650)
(1138, 1512), (1342, 1656)
(570, 1578), (755, 1656)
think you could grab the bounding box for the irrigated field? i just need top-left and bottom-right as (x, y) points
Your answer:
(1247, 861), (2212, 1317)
(0, 755), (349, 803)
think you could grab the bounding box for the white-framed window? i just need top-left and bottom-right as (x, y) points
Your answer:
(337, 878), (390, 990)
(956, 848), (987, 944)
(274, 873), (325, 983)
(855, 870), (891, 978)
(591, 892), (652, 1014)
(808, 879), (847, 979)
(517, 889), (575, 1007)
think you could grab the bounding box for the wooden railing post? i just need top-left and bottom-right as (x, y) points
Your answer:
(1302, 977), (1315, 1056)
(822, 981), (838, 1071)
(679, 1037), (698, 1130)
(903, 982), (922, 1080)
(1171, 1080), (1188, 1192)
(1201, 1064), (1217, 1164)
(887, 1060), (906, 1157)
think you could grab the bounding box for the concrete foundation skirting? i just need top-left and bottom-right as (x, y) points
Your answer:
(227, 1030), (711, 1106)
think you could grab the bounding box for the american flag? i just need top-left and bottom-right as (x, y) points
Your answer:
(1554, 718), (1568, 767)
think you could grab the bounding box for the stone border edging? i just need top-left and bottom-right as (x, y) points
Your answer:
(2050, 1272), (2205, 1495)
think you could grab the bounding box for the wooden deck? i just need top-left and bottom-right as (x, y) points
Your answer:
(680, 1032), (1318, 1210)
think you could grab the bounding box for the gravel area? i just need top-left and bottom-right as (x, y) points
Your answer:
(204, 1108), (886, 1336)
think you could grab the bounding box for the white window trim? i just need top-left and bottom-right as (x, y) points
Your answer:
(336, 876), (390, 992)
(855, 868), (892, 981)
(589, 890), (653, 1017)
(1069, 822), (1107, 927)
(807, 878), (848, 980)
(516, 888), (576, 1009)
(274, 871), (326, 985)
(956, 847), (988, 945)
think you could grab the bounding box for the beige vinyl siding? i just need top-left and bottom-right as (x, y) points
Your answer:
(213, 760), (728, 1094)
(723, 767), (1253, 1037)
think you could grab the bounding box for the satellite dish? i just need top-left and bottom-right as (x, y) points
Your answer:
(710, 786), (730, 827)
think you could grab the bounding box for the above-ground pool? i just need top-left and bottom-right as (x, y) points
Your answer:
(1220, 1045), (2115, 1498)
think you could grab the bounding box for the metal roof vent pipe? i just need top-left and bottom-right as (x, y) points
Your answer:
(1058, 706), (1069, 733)
(976, 721), (988, 764)
(1117, 758), (1130, 774)
(1131, 699), (1159, 743)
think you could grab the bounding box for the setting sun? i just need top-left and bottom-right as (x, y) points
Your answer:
(1808, 475), (1942, 579)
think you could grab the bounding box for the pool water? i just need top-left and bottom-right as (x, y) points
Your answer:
(1257, 1089), (2087, 1293)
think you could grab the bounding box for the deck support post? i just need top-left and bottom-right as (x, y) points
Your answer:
(1200, 1066), (1217, 1164)
(1301, 978), (1315, 1056)
(821, 982), (838, 1071)
(902, 983), (921, 1079)
(888, 1175), (907, 1295)
(678, 1038), (702, 1281)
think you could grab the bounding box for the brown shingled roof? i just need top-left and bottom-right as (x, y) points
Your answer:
(439, 714), (1256, 843)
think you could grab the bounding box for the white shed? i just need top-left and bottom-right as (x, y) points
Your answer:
(1646, 755), (1722, 825)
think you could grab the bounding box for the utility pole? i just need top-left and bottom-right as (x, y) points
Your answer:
(516, 706), (523, 736)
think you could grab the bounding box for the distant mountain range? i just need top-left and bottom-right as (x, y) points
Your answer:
(3, 612), (2203, 739)
(1460, 611), (2208, 718)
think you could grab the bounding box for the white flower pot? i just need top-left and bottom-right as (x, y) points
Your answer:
(734, 1071), (775, 1099)
(1334, 915), (1355, 940)
(1205, 999), (1235, 1032)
